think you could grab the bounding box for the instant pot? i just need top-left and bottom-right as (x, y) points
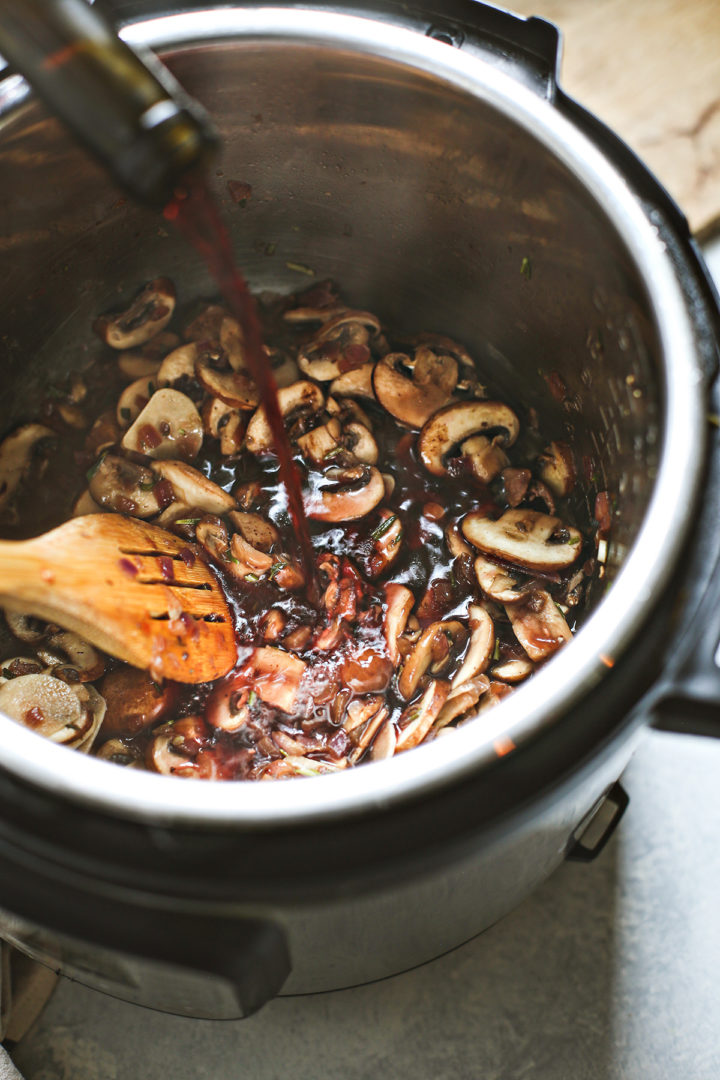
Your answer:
(0, 0), (719, 1019)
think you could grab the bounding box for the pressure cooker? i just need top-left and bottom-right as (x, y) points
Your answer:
(0, 0), (719, 1019)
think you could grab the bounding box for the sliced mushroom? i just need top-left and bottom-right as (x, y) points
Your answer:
(369, 717), (397, 760)
(195, 518), (246, 583)
(0, 423), (55, 513)
(451, 605), (494, 688)
(245, 381), (325, 455)
(398, 620), (466, 700)
(505, 590), (572, 661)
(121, 388), (203, 461)
(219, 316), (245, 371)
(228, 511), (279, 552)
(305, 465), (385, 522)
(283, 302), (349, 326)
(151, 461), (235, 516)
(297, 418), (343, 468)
(207, 647), (307, 731)
(433, 675), (490, 731)
(405, 331), (479, 393)
(0, 672), (105, 751)
(229, 534), (275, 579)
(116, 376), (156, 428)
(474, 554), (529, 603)
(4, 612), (50, 644)
(344, 698), (390, 764)
(146, 715), (210, 776)
(396, 678), (451, 752)
(463, 509), (583, 572)
(297, 310), (380, 381)
(367, 510), (403, 578)
(372, 347), (458, 429)
(344, 422), (378, 465)
(95, 738), (142, 767)
(156, 342), (201, 387)
(418, 400), (519, 477)
(93, 278), (176, 349)
(461, 435), (510, 484)
(383, 584), (415, 666)
(85, 411), (121, 457)
(36, 631), (105, 682)
(445, 522), (472, 558)
(329, 363), (376, 401)
(117, 330), (181, 379)
(99, 667), (176, 738)
(88, 453), (162, 518)
(195, 354), (258, 410)
(537, 440), (576, 497)
(491, 657), (534, 683)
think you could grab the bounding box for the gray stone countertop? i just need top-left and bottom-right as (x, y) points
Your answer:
(10, 727), (720, 1080)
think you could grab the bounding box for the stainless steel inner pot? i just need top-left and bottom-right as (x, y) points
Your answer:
(0, 2), (716, 1014)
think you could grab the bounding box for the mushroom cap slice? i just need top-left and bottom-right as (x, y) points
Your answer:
(121, 388), (204, 461)
(297, 311), (380, 381)
(474, 553), (528, 603)
(383, 583), (414, 667)
(396, 679), (451, 752)
(398, 620), (466, 700)
(0, 672), (105, 750)
(305, 465), (385, 522)
(505, 590), (572, 661)
(372, 350), (457, 430)
(537, 440), (576, 498)
(0, 423), (55, 513)
(116, 377), (156, 428)
(329, 363), (376, 401)
(208, 647), (307, 730)
(462, 509), (582, 572)
(418, 401), (520, 477)
(93, 278), (176, 350)
(245, 380), (325, 455)
(151, 461), (236, 516)
(451, 605), (494, 688)
(157, 342), (201, 387)
(195, 356), (258, 410)
(88, 454), (161, 518)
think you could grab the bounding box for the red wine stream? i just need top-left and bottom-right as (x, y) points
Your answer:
(164, 177), (318, 601)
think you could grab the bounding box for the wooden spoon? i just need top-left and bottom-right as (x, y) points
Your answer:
(0, 515), (237, 684)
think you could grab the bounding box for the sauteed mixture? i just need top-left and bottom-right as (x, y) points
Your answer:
(0, 278), (597, 779)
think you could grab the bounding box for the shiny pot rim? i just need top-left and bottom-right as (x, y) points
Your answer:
(0, 6), (708, 827)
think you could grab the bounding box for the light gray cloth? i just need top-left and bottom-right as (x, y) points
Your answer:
(0, 1046), (23, 1080)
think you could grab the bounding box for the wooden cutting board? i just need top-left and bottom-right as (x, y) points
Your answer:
(510, 0), (720, 237)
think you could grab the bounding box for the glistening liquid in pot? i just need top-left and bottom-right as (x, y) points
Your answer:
(163, 176), (318, 599)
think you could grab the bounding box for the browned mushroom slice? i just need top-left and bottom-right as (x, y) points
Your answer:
(344, 422), (378, 465)
(372, 347), (457, 429)
(208, 648), (307, 731)
(4, 612), (49, 644)
(93, 278), (176, 349)
(491, 657), (534, 683)
(228, 511), (279, 552)
(537, 440), (576, 497)
(151, 461), (235, 516)
(0, 672), (105, 751)
(156, 342), (201, 387)
(369, 717), (397, 760)
(245, 381), (325, 455)
(121, 389), (204, 461)
(445, 522), (472, 559)
(383, 584), (415, 667)
(95, 738), (142, 767)
(297, 418), (343, 467)
(116, 376), (156, 428)
(398, 620), (466, 700)
(418, 400), (519, 477)
(505, 590), (572, 661)
(433, 675), (490, 731)
(367, 510), (403, 578)
(283, 302), (349, 325)
(461, 435), (510, 484)
(219, 316), (245, 371)
(451, 605), (494, 687)
(329, 363), (376, 401)
(99, 667), (176, 738)
(0, 423), (55, 514)
(474, 554), (528, 603)
(88, 454), (161, 518)
(36, 631), (105, 682)
(463, 509), (582, 572)
(344, 698), (390, 764)
(85, 411), (121, 457)
(297, 311), (381, 381)
(229, 534), (275, 579)
(146, 715), (209, 776)
(406, 331), (479, 392)
(195, 518), (246, 583)
(396, 679), (451, 752)
(195, 356), (258, 410)
(305, 465), (385, 522)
